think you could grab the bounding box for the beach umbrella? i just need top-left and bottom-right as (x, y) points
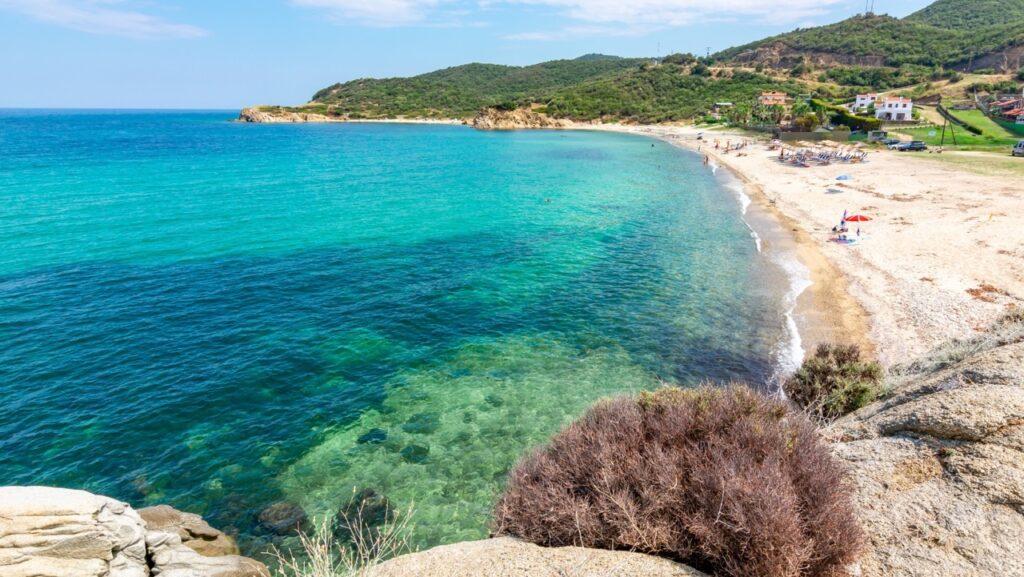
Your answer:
(845, 215), (871, 222)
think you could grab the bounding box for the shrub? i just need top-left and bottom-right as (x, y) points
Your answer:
(784, 344), (883, 422)
(493, 386), (864, 577)
(270, 498), (414, 577)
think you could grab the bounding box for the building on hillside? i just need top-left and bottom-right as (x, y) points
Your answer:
(875, 97), (913, 121)
(758, 91), (788, 107)
(850, 93), (878, 112)
(991, 96), (1024, 123)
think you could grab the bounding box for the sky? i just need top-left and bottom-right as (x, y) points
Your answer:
(0, 0), (935, 109)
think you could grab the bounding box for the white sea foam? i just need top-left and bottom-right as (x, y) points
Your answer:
(773, 252), (812, 383)
(724, 178), (762, 253)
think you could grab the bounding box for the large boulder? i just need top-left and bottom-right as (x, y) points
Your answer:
(0, 487), (270, 577)
(146, 532), (268, 577)
(367, 537), (707, 577)
(0, 486), (149, 577)
(138, 505), (239, 557)
(829, 336), (1024, 577)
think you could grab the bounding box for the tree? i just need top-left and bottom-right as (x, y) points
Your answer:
(794, 113), (821, 131)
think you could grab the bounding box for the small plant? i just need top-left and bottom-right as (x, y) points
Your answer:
(784, 344), (883, 422)
(493, 385), (864, 577)
(270, 498), (414, 577)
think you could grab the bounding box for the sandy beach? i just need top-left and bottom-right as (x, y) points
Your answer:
(591, 124), (1024, 365)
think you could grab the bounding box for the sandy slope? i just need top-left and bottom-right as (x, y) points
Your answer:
(591, 124), (1024, 365)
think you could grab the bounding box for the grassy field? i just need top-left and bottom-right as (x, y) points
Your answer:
(895, 109), (1020, 151)
(920, 150), (1024, 177)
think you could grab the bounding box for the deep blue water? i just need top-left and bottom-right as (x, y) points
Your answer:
(0, 110), (789, 550)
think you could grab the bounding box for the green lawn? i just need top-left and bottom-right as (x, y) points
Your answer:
(948, 109), (1021, 140)
(893, 108), (1021, 151)
(920, 150), (1024, 177)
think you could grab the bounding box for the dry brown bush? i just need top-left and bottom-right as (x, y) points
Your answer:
(493, 385), (863, 577)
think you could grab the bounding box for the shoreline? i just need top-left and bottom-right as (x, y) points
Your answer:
(584, 123), (1022, 366)
(578, 123), (874, 372)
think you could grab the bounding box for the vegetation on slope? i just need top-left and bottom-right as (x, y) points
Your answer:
(545, 66), (803, 123)
(784, 344), (884, 423)
(310, 56), (645, 118)
(716, 13), (1024, 69)
(906, 0), (1024, 30)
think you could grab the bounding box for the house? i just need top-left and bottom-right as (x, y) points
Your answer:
(851, 93), (878, 112)
(758, 91), (788, 107)
(875, 97), (913, 121)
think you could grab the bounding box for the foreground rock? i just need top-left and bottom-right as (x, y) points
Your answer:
(138, 505), (240, 557)
(0, 487), (269, 577)
(368, 537), (707, 577)
(829, 325), (1024, 577)
(470, 108), (571, 130)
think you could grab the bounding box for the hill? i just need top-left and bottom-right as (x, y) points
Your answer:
(251, 0), (1024, 123)
(715, 13), (1024, 70)
(906, 0), (1024, 30)
(309, 56), (646, 118)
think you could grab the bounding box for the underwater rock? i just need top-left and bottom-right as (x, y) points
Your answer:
(357, 428), (389, 444)
(400, 444), (430, 464)
(401, 413), (439, 435)
(256, 501), (307, 535)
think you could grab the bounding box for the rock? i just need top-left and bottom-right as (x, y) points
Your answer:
(399, 444), (430, 464)
(257, 501), (307, 535)
(138, 505), (239, 557)
(146, 532), (268, 577)
(0, 486), (269, 577)
(366, 537), (707, 577)
(238, 107), (338, 123)
(357, 428), (388, 444)
(829, 338), (1024, 577)
(0, 486), (149, 577)
(470, 108), (571, 131)
(339, 488), (393, 527)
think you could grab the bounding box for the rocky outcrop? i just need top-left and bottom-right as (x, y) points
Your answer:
(138, 505), (239, 558)
(729, 42), (887, 69)
(470, 108), (571, 131)
(0, 487), (269, 577)
(0, 487), (148, 577)
(829, 324), (1024, 577)
(368, 537), (707, 577)
(238, 106), (339, 123)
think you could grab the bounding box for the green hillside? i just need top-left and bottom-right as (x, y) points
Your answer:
(270, 0), (1024, 123)
(906, 0), (1024, 30)
(545, 68), (802, 123)
(310, 56), (646, 118)
(716, 9), (1024, 69)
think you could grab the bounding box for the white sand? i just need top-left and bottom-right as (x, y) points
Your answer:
(585, 124), (1024, 365)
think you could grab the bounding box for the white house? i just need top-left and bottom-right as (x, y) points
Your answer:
(851, 93), (878, 112)
(875, 97), (913, 121)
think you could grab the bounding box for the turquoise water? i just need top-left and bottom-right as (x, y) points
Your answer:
(0, 110), (789, 551)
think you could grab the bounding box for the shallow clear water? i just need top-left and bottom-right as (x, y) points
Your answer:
(0, 110), (789, 550)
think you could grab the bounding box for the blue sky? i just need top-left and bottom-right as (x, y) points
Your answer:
(0, 0), (934, 108)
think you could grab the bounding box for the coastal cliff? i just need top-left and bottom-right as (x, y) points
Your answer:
(469, 108), (571, 130)
(238, 106), (341, 123)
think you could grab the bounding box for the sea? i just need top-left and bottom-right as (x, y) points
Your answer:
(0, 109), (805, 551)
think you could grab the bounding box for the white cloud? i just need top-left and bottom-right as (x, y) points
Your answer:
(508, 0), (848, 27)
(0, 0), (206, 38)
(290, 0), (451, 26)
(292, 0), (853, 35)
